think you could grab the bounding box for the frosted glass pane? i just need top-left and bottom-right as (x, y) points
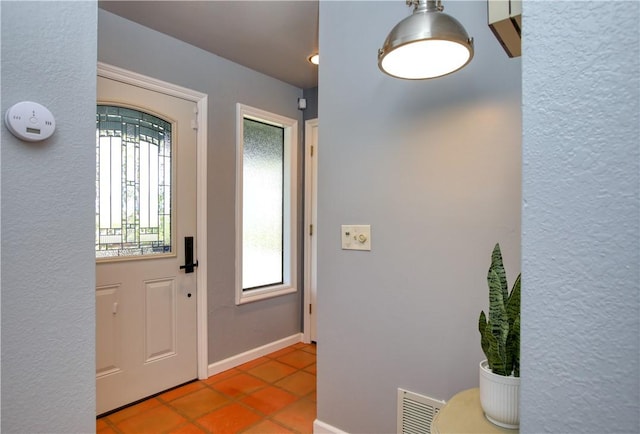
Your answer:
(99, 136), (112, 229)
(96, 105), (172, 258)
(149, 143), (159, 228)
(242, 118), (284, 289)
(110, 137), (122, 229)
(140, 140), (150, 228)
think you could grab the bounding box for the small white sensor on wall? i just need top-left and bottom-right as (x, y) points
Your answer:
(4, 101), (56, 142)
(298, 98), (307, 110)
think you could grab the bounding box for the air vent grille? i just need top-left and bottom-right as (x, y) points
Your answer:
(397, 388), (445, 434)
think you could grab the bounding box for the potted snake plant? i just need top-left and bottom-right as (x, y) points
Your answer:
(478, 243), (521, 429)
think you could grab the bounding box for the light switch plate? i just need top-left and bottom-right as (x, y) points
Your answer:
(341, 225), (371, 251)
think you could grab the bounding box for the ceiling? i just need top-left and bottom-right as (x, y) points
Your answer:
(99, 1), (320, 89)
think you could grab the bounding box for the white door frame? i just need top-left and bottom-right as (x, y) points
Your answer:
(97, 62), (209, 379)
(303, 118), (318, 343)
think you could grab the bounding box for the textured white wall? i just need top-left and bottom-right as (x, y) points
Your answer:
(317, 2), (521, 432)
(521, 2), (640, 432)
(1, 1), (97, 432)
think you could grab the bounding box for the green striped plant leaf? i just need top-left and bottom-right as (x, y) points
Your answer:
(479, 311), (490, 358)
(490, 243), (509, 303)
(506, 274), (521, 328)
(488, 269), (508, 349)
(508, 316), (520, 377)
(479, 243), (521, 378)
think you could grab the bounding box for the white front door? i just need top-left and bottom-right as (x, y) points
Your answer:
(96, 75), (198, 415)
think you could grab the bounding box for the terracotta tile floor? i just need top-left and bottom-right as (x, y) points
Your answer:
(98, 343), (316, 434)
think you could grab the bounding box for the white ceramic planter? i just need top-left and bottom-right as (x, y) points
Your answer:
(479, 360), (520, 429)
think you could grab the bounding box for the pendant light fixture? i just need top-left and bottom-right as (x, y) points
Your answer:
(378, 0), (474, 80)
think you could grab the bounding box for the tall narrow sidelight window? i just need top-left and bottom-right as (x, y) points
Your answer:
(243, 118), (284, 289)
(96, 105), (173, 259)
(236, 104), (298, 304)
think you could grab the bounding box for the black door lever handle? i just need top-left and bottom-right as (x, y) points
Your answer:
(180, 236), (198, 273)
(180, 260), (198, 273)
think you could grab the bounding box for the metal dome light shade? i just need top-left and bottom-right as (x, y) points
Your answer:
(378, 0), (474, 80)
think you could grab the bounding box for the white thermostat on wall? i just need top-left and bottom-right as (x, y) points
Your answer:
(4, 101), (56, 142)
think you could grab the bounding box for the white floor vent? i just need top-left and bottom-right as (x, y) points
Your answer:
(397, 388), (445, 434)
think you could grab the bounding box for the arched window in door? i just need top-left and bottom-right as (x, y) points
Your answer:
(96, 105), (173, 258)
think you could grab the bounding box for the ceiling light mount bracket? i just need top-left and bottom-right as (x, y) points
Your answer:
(408, 0), (443, 13)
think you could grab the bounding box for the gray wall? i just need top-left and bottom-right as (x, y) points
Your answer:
(316, 2), (521, 432)
(303, 86), (318, 121)
(98, 10), (304, 363)
(1, 1), (97, 432)
(521, 2), (639, 433)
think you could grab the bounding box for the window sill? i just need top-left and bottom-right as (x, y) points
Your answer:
(236, 284), (297, 305)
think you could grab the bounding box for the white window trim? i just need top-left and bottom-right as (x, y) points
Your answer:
(235, 103), (298, 305)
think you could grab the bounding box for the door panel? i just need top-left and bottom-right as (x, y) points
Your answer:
(96, 284), (121, 377)
(96, 75), (198, 415)
(144, 278), (177, 361)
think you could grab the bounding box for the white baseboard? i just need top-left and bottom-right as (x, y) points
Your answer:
(314, 419), (349, 434)
(207, 333), (303, 377)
